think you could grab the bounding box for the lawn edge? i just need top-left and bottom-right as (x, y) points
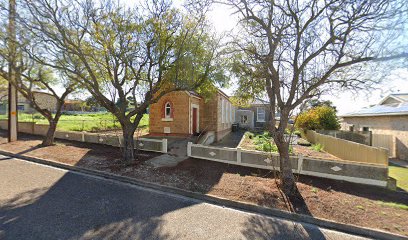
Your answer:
(0, 149), (406, 240)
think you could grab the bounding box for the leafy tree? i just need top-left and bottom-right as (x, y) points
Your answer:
(0, 0), (77, 146)
(307, 99), (337, 112)
(296, 106), (340, 130)
(227, 0), (408, 196)
(23, 0), (224, 162)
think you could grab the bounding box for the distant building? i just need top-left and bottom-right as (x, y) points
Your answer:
(0, 90), (58, 114)
(235, 98), (279, 130)
(341, 93), (408, 160)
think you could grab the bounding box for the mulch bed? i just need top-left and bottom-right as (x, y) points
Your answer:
(239, 134), (341, 160)
(0, 131), (407, 236)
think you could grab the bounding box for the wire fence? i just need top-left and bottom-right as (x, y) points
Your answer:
(0, 113), (149, 133)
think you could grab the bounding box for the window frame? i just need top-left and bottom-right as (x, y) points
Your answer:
(164, 101), (172, 120)
(257, 107), (266, 122)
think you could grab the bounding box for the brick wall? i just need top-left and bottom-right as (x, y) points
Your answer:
(149, 91), (191, 135)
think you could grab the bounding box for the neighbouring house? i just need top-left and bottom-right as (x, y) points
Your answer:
(235, 98), (279, 130)
(62, 99), (85, 112)
(149, 90), (234, 141)
(0, 90), (58, 114)
(341, 93), (408, 160)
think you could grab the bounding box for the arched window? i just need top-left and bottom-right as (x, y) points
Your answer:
(165, 102), (172, 118)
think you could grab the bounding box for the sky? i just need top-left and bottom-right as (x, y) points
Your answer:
(206, 2), (408, 115)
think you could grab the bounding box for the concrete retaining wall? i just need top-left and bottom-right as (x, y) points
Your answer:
(188, 142), (389, 187)
(0, 120), (167, 153)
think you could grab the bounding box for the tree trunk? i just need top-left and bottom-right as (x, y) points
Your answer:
(276, 140), (297, 195)
(41, 120), (57, 146)
(121, 123), (136, 163)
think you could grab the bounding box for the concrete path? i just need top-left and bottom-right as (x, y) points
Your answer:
(390, 158), (408, 168)
(0, 155), (369, 240)
(146, 137), (193, 168)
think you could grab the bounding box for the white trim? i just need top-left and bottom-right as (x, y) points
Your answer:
(164, 102), (172, 119)
(188, 97), (192, 134)
(162, 139), (168, 153)
(256, 107), (266, 122)
(221, 99), (225, 123)
(378, 94), (404, 105)
(161, 118), (173, 122)
(342, 111), (408, 117)
(299, 171), (387, 187)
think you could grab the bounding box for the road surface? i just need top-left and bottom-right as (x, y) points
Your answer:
(0, 155), (369, 240)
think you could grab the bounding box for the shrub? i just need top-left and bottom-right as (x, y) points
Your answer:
(310, 143), (324, 152)
(295, 105), (340, 130)
(297, 138), (311, 146)
(245, 132), (255, 139)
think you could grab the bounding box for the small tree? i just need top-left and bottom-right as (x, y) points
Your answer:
(24, 0), (224, 162)
(296, 106), (340, 131)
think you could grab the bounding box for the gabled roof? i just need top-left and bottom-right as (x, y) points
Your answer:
(378, 93), (408, 105)
(342, 102), (408, 117)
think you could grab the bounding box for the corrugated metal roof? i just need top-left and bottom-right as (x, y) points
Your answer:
(390, 93), (408, 102)
(342, 102), (408, 117)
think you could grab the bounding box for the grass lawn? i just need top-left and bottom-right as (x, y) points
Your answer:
(0, 112), (149, 132)
(389, 165), (408, 192)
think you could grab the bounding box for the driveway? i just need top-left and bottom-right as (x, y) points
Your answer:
(0, 155), (368, 240)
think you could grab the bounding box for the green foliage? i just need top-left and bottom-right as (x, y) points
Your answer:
(250, 131), (293, 153)
(297, 138), (311, 146)
(389, 166), (408, 191)
(295, 106), (340, 130)
(377, 201), (408, 210)
(310, 143), (324, 152)
(245, 132), (255, 139)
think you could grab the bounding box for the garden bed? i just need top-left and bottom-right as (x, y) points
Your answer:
(239, 132), (341, 161)
(0, 131), (407, 236)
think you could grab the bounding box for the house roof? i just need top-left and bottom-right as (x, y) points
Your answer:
(342, 102), (408, 117)
(251, 98), (269, 105)
(378, 93), (408, 105)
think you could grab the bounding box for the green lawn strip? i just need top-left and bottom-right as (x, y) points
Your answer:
(0, 113), (149, 132)
(389, 165), (408, 192)
(376, 201), (408, 211)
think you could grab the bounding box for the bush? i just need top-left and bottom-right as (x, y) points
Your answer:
(310, 143), (324, 152)
(297, 138), (311, 146)
(295, 105), (340, 130)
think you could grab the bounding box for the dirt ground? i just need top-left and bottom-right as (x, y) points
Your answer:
(239, 134), (341, 160)
(1, 131), (407, 236)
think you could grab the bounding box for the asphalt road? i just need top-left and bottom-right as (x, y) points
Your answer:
(0, 155), (369, 240)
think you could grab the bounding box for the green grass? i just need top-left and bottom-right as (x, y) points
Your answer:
(389, 165), (408, 192)
(0, 112), (149, 132)
(310, 143), (324, 152)
(377, 201), (408, 211)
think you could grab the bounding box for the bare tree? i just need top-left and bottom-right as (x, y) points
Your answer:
(23, 0), (223, 162)
(227, 0), (408, 196)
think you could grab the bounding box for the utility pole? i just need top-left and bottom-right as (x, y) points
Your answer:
(8, 0), (18, 142)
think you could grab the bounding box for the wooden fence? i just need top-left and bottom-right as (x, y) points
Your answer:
(304, 130), (388, 166)
(187, 142), (388, 187)
(372, 134), (395, 158)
